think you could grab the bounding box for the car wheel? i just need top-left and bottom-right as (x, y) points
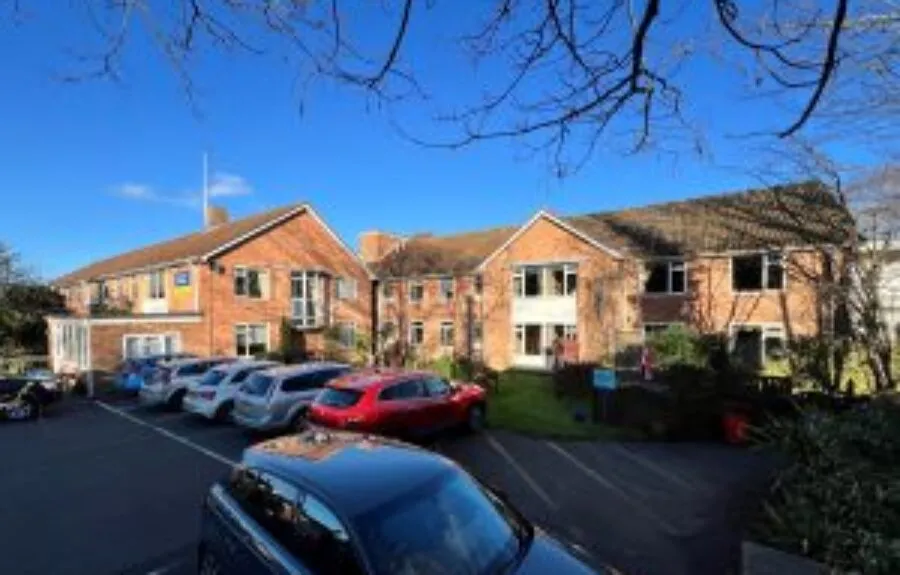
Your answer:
(214, 401), (233, 423)
(167, 389), (187, 411)
(467, 404), (486, 433)
(290, 408), (308, 431)
(19, 398), (41, 421)
(198, 548), (221, 575)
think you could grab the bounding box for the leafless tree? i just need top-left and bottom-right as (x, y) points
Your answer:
(6, 1), (899, 172)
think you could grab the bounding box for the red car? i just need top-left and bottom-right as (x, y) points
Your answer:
(308, 369), (487, 439)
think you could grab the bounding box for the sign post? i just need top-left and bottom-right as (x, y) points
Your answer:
(592, 369), (617, 423)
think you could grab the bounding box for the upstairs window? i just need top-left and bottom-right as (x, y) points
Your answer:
(149, 271), (166, 300)
(548, 264), (578, 296)
(235, 267), (268, 299)
(732, 253), (784, 292)
(409, 280), (424, 303)
(335, 277), (358, 300)
(644, 261), (686, 294)
(382, 281), (395, 300)
(439, 277), (454, 300)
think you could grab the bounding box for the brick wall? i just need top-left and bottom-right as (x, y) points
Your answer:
(90, 321), (208, 372)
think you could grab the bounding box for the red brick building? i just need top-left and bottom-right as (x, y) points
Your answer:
(364, 183), (850, 371)
(48, 204), (373, 378)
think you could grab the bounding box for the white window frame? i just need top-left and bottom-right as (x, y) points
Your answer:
(513, 264), (577, 298)
(291, 270), (325, 327)
(234, 266), (268, 299)
(408, 280), (424, 303)
(643, 260), (687, 295)
(731, 252), (786, 293)
(439, 277), (455, 301)
(121, 333), (180, 359)
(728, 323), (786, 365)
(439, 321), (455, 347)
(513, 323), (544, 356)
(409, 321), (425, 346)
(148, 270), (166, 300)
(235, 323), (270, 358)
(336, 277), (358, 301)
(337, 322), (357, 348)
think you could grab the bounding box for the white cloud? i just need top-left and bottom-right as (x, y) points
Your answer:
(208, 172), (253, 197)
(112, 172), (253, 208)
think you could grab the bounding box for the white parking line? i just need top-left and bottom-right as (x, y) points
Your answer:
(485, 434), (558, 510)
(606, 443), (700, 492)
(96, 401), (238, 467)
(543, 441), (682, 536)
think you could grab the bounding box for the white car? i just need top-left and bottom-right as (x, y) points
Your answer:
(139, 357), (236, 409)
(182, 359), (280, 421)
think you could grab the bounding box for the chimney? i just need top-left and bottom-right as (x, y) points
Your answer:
(205, 205), (230, 229)
(359, 231), (403, 263)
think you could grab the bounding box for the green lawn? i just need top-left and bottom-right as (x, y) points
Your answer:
(486, 371), (638, 440)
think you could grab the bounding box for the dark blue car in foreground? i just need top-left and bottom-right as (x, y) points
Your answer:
(198, 430), (607, 575)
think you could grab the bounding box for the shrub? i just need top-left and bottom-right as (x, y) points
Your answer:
(752, 402), (900, 573)
(551, 362), (596, 399)
(646, 325), (707, 368)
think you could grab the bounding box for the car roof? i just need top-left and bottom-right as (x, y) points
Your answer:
(256, 362), (350, 379)
(243, 430), (457, 517)
(164, 356), (234, 368)
(212, 359), (279, 374)
(327, 369), (435, 391)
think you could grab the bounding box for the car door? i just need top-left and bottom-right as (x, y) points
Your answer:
(392, 379), (432, 436)
(422, 376), (457, 431)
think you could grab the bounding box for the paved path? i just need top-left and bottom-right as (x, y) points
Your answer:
(0, 398), (774, 574)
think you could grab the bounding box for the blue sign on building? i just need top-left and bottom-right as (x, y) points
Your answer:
(174, 271), (191, 287)
(592, 369), (617, 391)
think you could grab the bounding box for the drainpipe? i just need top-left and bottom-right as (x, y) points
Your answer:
(371, 279), (379, 365)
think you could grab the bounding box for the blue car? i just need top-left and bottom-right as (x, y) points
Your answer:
(198, 430), (606, 575)
(116, 353), (196, 392)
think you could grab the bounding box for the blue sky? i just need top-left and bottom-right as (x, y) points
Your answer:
(0, 2), (842, 279)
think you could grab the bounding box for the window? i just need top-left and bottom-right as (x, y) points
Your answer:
(291, 271), (325, 327)
(549, 324), (577, 342)
(731, 324), (786, 367)
(409, 321), (424, 346)
(235, 323), (268, 357)
(514, 324), (542, 356)
(122, 333), (179, 359)
(382, 281), (395, 300)
(149, 270), (165, 300)
(379, 380), (425, 401)
(227, 468), (363, 575)
(235, 267), (268, 299)
(644, 260), (686, 294)
(424, 377), (451, 398)
(231, 366), (264, 384)
(380, 321), (396, 342)
(548, 264), (578, 296)
(732, 253), (784, 292)
(337, 322), (356, 348)
(439, 277), (454, 300)
(178, 361), (211, 377)
(473, 275), (483, 295)
(409, 280), (424, 303)
(439, 321), (455, 347)
(523, 267), (542, 297)
(281, 373), (315, 392)
(317, 387), (364, 408)
(644, 323), (676, 339)
(335, 277), (358, 300)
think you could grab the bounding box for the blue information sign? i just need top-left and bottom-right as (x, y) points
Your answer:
(174, 271), (191, 287)
(592, 369), (617, 391)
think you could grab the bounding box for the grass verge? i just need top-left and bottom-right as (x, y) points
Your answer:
(486, 370), (640, 440)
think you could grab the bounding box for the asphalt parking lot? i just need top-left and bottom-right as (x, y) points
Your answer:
(0, 397), (774, 575)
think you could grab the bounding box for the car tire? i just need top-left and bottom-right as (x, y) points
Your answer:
(198, 548), (221, 575)
(467, 403), (486, 433)
(214, 401), (233, 423)
(290, 408), (308, 431)
(167, 389), (187, 411)
(21, 397), (41, 421)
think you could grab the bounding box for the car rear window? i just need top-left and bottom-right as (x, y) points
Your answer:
(199, 369), (228, 387)
(242, 373), (275, 396)
(317, 387), (363, 408)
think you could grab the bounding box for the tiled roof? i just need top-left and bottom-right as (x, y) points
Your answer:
(54, 204), (303, 286)
(374, 182), (853, 276)
(374, 226), (519, 277)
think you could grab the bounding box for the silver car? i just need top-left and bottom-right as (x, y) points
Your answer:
(139, 357), (237, 409)
(182, 360), (280, 421)
(232, 362), (351, 432)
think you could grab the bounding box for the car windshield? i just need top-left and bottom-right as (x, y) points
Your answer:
(241, 373), (275, 396)
(317, 387), (363, 408)
(355, 470), (531, 575)
(199, 369), (228, 387)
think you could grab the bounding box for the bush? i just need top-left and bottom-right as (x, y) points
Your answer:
(752, 402), (900, 573)
(646, 325), (707, 368)
(551, 362), (597, 399)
